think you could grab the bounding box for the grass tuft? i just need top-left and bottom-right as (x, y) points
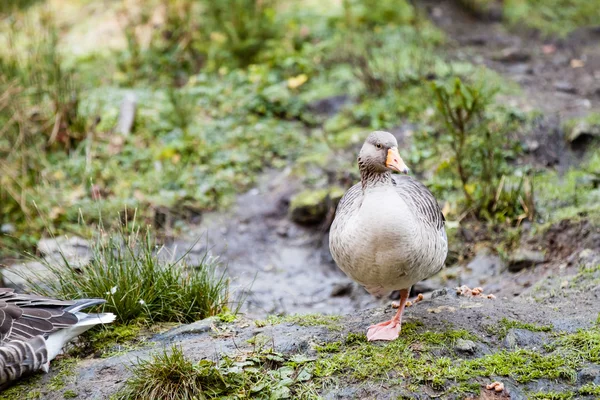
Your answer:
(23, 222), (230, 325)
(118, 345), (208, 400)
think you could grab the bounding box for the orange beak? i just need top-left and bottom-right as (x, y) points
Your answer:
(385, 147), (409, 174)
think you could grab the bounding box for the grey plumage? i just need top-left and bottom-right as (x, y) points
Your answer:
(0, 288), (115, 387)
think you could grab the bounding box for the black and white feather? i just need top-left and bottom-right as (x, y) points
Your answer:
(0, 288), (115, 386)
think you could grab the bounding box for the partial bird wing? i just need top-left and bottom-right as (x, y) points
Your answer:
(333, 182), (362, 219)
(0, 336), (47, 388)
(0, 289), (114, 387)
(0, 288), (104, 342)
(391, 175), (445, 232)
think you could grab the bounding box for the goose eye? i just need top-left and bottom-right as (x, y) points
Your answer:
(375, 144), (382, 149)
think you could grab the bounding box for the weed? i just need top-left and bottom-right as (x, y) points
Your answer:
(118, 345), (208, 400)
(503, 0), (600, 36)
(118, 345), (318, 400)
(431, 77), (533, 223)
(23, 222), (229, 325)
(201, 0), (281, 68)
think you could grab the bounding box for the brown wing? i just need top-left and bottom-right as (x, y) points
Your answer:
(0, 289), (78, 342)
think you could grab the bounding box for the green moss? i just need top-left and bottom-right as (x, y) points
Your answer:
(488, 317), (553, 338)
(528, 384), (600, 399)
(310, 324), (600, 396)
(84, 324), (143, 357)
(315, 342), (342, 353)
(503, 0), (600, 36)
(529, 391), (574, 400)
(0, 375), (42, 400)
(63, 390), (78, 399)
(579, 383), (600, 396)
(118, 345), (319, 400)
(256, 313), (344, 331)
(217, 310), (237, 323)
(551, 328), (600, 363)
(48, 358), (78, 391)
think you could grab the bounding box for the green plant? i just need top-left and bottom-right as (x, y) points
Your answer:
(503, 0), (600, 36)
(340, 0), (416, 28)
(118, 345), (209, 400)
(201, 0), (280, 68)
(118, 345), (317, 400)
(431, 77), (533, 223)
(117, 0), (205, 86)
(0, 9), (85, 251)
(24, 222), (230, 325)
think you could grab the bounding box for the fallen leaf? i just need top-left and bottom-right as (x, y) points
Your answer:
(570, 59), (585, 68)
(287, 74), (308, 89)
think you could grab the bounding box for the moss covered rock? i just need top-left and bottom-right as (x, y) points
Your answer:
(289, 186), (346, 225)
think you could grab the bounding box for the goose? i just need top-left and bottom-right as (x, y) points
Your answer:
(329, 131), (447, 341)
(0, 288), (115, 386)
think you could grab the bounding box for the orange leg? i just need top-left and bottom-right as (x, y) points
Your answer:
(366, 288), (410, 341)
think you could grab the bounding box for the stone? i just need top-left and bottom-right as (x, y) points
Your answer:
(2, 261), (52, 289)
(37, 235), (91, 267)
(503, 328), (548, 350)
(0, 223), (15, 234)
(568, 121), (600, 144)
(455, 339), (477, 353)
(492, 47), (530, 63)
(288, 187), (346, 225)
(578, 366), (600, 384)
(431, 288), (458, 299)
(508, 249), (545, 272)
(554, 81), (577, 94)
(465, 248), (505, 283)
(161, 317), (219, 338)
(330, 282), (353, 297)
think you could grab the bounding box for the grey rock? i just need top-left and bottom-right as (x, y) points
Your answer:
(578, 366), (600, 384)
(0, 223), (15, 234)
(455, 339), (477, 353)
(161, 317), (219, 338)
(330, 282), (353, 297)
(37, 235), (91, 267)
(568, 121), (600, 144)
(465, 248), (505, 283)
(492, 47), (530, 63)
(503, 328), (548, 350)
(508, 249), (545, 272)
(554, 81), (577, 94)
(503, 381), (527, 400)
(430, 288), (458, 299)
(2, 261), (52, 289)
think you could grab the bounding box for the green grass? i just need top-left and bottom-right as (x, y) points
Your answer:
(117, 345), (319, 400)
(23, 222), (230, 325)
(255, 313), (343, 331)
(115, 323), (600, 398)
(488, 317), (553, 338)
(504, 0), (600, 36)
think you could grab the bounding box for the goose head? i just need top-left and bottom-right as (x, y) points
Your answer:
(357, 131), (409, 175)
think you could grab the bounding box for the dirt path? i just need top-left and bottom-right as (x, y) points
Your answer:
(422, 0), (600, 120)
(172, 170), (379, 319)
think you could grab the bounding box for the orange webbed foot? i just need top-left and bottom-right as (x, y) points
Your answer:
(366, 320), (401, 341)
